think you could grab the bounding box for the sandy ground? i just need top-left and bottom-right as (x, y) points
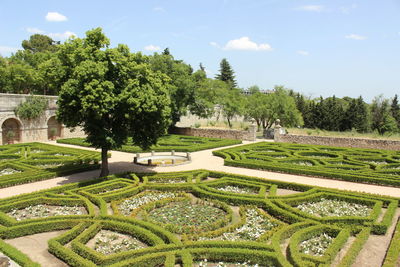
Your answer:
(1, 139), (400, 199)
(4, 231), (68, 267)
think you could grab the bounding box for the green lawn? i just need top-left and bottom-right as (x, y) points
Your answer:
(0, 170), (398, 266)
(213, 142), (400, 187)
(57, 134), (241, 153)
(0, 142), (100, 188)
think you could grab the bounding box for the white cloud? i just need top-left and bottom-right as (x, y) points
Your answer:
(297, 5), (324, 12)
(153, 6), (165, 12)
(48, 31), (76, 40)
(340, 4), (357, 14)
(45, 12), (67, 22)
(345, 34), (367, 40)
(0, 46), (19, 55)
(209, 41), (220, 48)
(223, 37), (272, 51)
(26, 27), (45, 34)
(297, 50), (309, 56)
(144, 44), (161, 51)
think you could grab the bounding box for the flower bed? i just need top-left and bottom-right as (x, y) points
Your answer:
(87, 230), (147, 255)
(8, 204), (87, 221)
(146, 200), (228, 234)
(299, 233), (334, 256)
(296, 198), (371, 217)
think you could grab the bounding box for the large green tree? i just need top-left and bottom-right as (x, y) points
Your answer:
(215, 58), (237, 88)
(371, 95), (398, 135)
(22, 34), (59, 53)
(245, 86), (303, 130)
(148, 51), (195, 126)
(56, 28), (171, 176)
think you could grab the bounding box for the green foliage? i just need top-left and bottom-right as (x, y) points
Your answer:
(56, 28), (172, 176)
(391, 94), (400, 130)
(0, 170), (397, 266)
(219, 88), (245, 128)
(148, 51), (195, 125)
(21, 34), (59, 53)
(245, 86), (303, 130)
(14, 95), (48, 120)
(56, 134), (241, 153)
(214, 142), (400, 187)
(215, 58), (237, 88)
(371, 95), (398, 135)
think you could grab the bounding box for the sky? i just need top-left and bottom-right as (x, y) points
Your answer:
(0, 0), (399, 102)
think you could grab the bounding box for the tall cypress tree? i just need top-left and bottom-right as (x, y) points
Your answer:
(215, 58), (237, 88)
(391, 94), (400, 129)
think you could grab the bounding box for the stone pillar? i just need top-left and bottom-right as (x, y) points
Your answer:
(274, 119), (282, 143)
(186, 152), (191, 161)
(247, 119), (257, 141)
(171, 150), (175, 155)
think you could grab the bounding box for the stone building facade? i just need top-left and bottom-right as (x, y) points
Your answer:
(0, 93), (85, 145)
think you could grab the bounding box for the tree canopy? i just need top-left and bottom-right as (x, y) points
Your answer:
(56, 28), (171, 176)
(215, 58), (237, 88)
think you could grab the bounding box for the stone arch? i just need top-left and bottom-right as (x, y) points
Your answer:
(47, 116), (62, 140)
(2, 118), (22, 144)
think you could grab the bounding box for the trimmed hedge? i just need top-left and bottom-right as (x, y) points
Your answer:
(0, 142), (100, 188)
(213, 142), (400, 187)
(57, 134), (241, 153)
(0, 169), (399, 266)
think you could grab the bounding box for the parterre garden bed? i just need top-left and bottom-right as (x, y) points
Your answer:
(0, 170), (399, 266)
(57, 134), (241, 153)
(213, 142), (400, 187)
(0, 142), (101, 188)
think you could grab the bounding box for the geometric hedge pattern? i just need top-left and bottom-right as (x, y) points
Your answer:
(213, 142), (400, 187)
(0, 142), (101, 188)
(0, 170), (399, 267)
(57, 134), (242, 153)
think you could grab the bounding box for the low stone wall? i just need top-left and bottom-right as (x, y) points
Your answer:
(170, 126), (256, 141)
(276, 133), (400, 151)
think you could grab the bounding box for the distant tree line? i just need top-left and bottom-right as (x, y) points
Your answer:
(291, 92), (400, 135)
(1, 33), (399, 136)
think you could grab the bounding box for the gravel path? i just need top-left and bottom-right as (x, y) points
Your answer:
(1, 139), (400, 199)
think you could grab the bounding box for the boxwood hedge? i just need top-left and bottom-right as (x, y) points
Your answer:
(57, 134), (241, 153)
(0, 142), (100, 188)
(0, 170), (399, 266)
(213, 141), (400, 187)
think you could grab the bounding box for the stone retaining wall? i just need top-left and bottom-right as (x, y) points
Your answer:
(0, 93), (85, 145)
(170, 126), (256, 141)
(275, 133), (400, 151)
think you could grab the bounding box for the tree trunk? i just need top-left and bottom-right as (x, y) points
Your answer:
(99, 147), (109, 177)
(227, 117), (232, 128)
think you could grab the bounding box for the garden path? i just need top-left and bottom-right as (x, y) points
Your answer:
(1, 139), (400, 199)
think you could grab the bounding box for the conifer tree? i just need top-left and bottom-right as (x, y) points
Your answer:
(391, 94), (400, 129)
(215, 58), (237, 88)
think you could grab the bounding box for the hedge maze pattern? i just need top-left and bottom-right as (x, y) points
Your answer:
(213, 142), (400, 187)
(0, 142), (101, 188)
(0, 170), (399, 266)
(57, 134), (242, 153)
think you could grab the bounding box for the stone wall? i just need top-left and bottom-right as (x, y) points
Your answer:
(0, 93), (85, 145)
(275, 133), (400, 151)
(170, 125), (256, 141)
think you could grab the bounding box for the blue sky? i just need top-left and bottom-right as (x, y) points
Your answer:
(0, 0), (399, 102)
